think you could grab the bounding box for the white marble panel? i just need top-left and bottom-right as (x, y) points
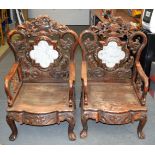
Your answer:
(98, 41), (125, 68)
(30, 40), (58, 68)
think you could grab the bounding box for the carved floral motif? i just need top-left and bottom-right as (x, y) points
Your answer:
(8, 16), (76, 82)
(8, 111), (74, 126)
(81, 17), (143, 81)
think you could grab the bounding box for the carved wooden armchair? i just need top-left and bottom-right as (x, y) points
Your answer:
(79, 17), (148, 139)
(5, 16), (78, 141)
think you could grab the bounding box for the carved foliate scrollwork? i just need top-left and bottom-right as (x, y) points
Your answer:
(83, 110), (147, 125)
(8, 16), (76, 82)
(8, 111), (74, 126)
(18, 16), (69, 37)
(89, 17), (137, 41)
(83, 37), (134, 81)
(80, 17), (144, 82)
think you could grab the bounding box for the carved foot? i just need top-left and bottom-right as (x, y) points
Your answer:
(9, 133), (17, 141)
(80, 114), (88, 139)
(67, 117), (76, 141)
(6, 115), (18, 141)
(68, 131), (76, 141)
(80, 129), (87, 138)
(137, 130), (145, 139)
(137, 116), (147, 139)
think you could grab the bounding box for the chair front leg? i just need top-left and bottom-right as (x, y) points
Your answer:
(6, 115), (18, 141)
(137, 115), (147, 139)
(80, 113), (88, 138)
(66, 116), (76, 141)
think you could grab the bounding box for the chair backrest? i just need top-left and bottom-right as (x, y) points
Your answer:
(79, 17), (147, 83)
(7, 16), (78, 83)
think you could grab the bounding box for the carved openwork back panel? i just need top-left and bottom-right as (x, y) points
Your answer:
(7, 16), (78, 83)
(80, 17), (147, 82)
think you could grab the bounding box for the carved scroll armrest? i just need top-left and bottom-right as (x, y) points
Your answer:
(4, 63), (23, 107)
(69, 62), (75, 107)
(81, 61), (88, 105)
(134, 62), (149, 105)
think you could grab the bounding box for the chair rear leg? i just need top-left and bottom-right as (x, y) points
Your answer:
(6, 115), (18, 141)
(80, 114), (88, 138)
(67, 117), (76, 141)
(137, 115), (147, 139)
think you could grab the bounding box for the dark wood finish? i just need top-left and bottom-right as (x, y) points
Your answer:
(79, 17), (148, 139)
(5, 16), (78, 141)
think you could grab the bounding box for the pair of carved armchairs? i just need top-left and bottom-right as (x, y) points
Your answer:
(5, 16), (148, 141)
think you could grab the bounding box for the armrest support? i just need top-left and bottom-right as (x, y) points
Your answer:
(81, 61), (88, 105)
(134, 62), (149, 105)
(69, 62), (75, 107)
(4, 63), (23, 107)
(136, 62), (149, 92)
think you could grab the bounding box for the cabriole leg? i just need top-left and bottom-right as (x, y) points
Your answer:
(137, 115), (147, 139)
(6, 115), (18, 141)
(67, 117), (76, 141)
(80, 114), (88, 138)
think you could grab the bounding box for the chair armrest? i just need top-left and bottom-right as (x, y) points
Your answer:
(4, 63), (23, 107)
(69, 61), (75, 87)
(81, 61), (88, 105)
(134, 62), (149, 105)
(69, 62), (75, 107)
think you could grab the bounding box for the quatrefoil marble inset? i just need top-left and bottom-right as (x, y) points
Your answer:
(30, 40), (58, 68)
(98, 41), (125, 68)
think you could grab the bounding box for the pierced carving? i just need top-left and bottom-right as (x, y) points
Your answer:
(6, 16), (77, 141)
(80, 16), (148, 139)
(80, 17), (144, 82)
(8, 16), (76, 82)
(89, 17), (137, 41)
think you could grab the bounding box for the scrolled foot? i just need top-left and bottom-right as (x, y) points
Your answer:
(9, 133), (17, 141)
(6, 115), (18, 141)
(80, 129), (87, 138)
(68, 131), (76, 141)
(80, 114), (88, 139)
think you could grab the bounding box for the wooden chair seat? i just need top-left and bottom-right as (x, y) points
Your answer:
(8, 83), (73, 114)
(84, 82), (147, 113)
